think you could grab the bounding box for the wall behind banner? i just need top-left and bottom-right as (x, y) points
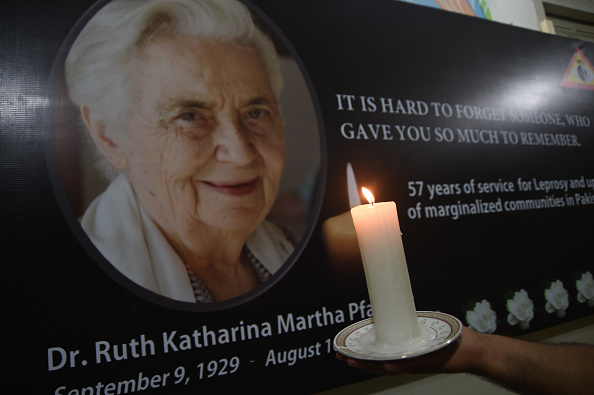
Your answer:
(396, 0), (594, 38)
(395, 0), (541, 30)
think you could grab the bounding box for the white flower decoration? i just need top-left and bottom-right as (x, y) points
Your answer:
(576, 272), (594, 307)
(545, 280), (569, 317)
(507, 289), (534, 330)
(466, 299), (497, 333)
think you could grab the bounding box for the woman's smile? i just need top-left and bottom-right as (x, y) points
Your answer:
(201, 177), (259, 196)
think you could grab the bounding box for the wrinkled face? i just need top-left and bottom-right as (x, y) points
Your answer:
(116, 36), (285, 237)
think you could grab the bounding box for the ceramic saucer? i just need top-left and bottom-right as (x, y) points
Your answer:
(334, 311), (462, 361)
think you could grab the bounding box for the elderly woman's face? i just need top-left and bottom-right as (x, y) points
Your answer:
(116, 36), (285, 235)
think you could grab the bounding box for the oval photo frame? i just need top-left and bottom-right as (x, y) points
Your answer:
(47, 0), (324, 312)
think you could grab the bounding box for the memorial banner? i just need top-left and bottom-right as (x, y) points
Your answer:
(3, 0), (593, 393)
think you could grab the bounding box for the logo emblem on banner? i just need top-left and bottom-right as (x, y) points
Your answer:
(561, 48), (594, 91)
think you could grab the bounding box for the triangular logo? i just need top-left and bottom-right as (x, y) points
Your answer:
(561, 48), (594, 91)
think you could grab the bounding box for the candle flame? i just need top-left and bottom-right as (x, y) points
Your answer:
(361, 187), (375, 205)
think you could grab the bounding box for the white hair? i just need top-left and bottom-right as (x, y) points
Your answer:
(65, 0), (283, 179)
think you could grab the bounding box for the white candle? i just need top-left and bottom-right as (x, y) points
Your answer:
(350, 188), (420, 345)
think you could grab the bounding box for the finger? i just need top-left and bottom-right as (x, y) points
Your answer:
(382, 362), (408, 374)
(344, 357), (403, 376)
(336, 352), (348, 361)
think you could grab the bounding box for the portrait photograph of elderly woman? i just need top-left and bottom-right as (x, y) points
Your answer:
(56, 0), (320, 304)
